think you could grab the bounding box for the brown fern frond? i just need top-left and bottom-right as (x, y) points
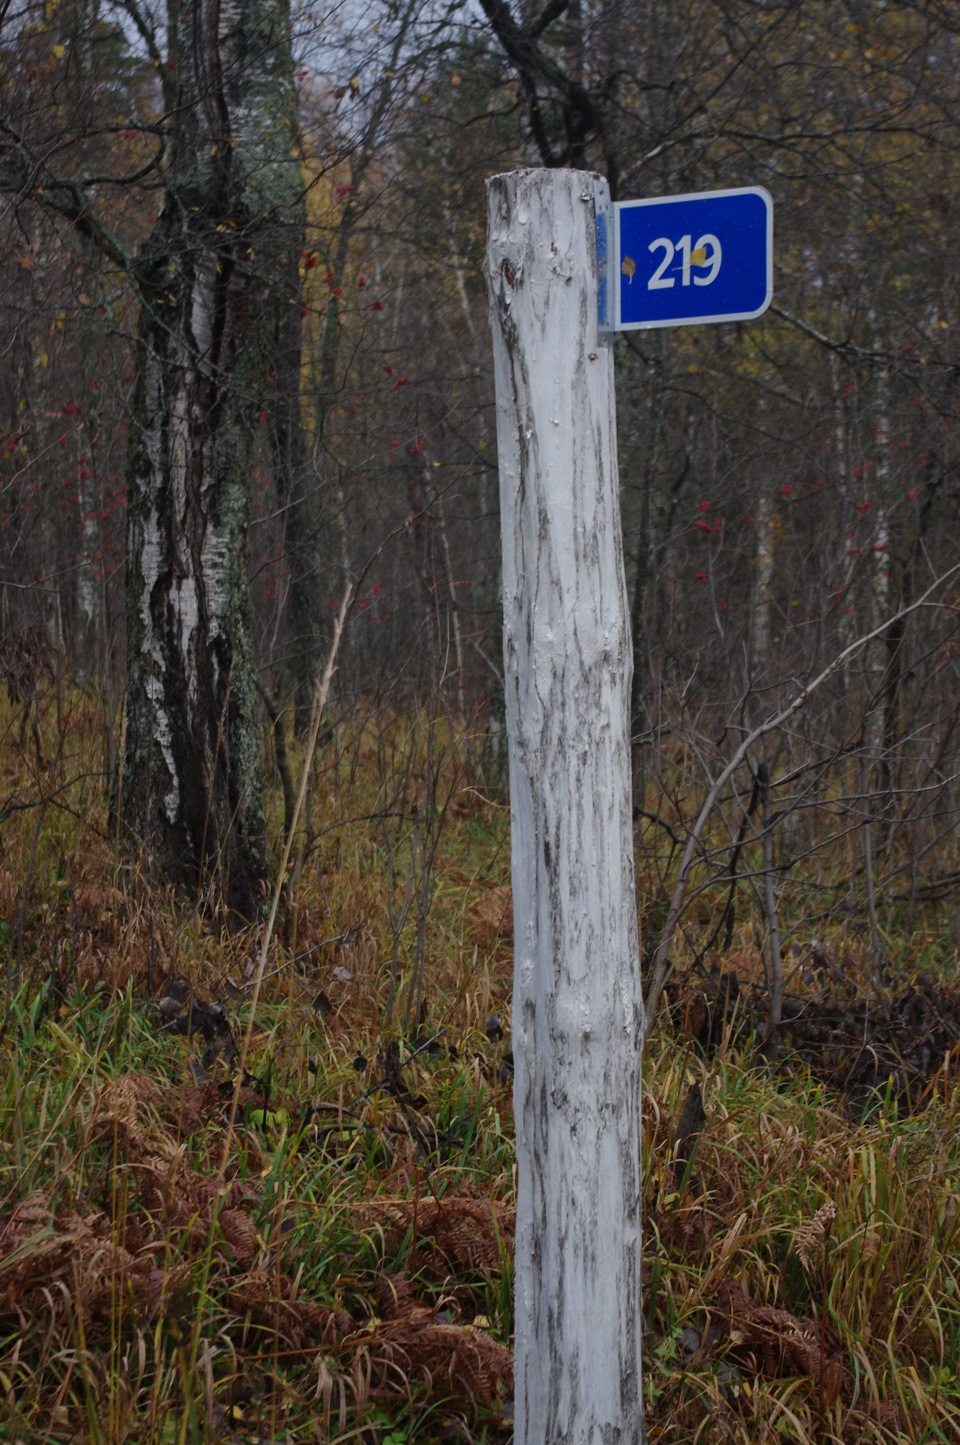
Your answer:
(355, 1193), (514, 1275)
(350, 1277), (512, 1406)
(793, 1198), (837, 1273)
(712, 1278), (849, 1402)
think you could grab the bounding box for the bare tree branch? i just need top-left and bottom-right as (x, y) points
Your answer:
(644, 561), (960, 1028)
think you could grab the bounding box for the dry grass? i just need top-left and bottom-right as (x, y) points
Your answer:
(2, 688), (960, 1441)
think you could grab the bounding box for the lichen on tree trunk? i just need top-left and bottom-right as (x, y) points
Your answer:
(121, 0), (304, 916)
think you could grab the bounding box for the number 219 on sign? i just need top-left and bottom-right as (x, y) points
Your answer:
(647, 233), (722, 289)
(612, 186), (772, 331)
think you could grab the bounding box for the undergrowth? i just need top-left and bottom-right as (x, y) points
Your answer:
(3, 689), (960, 1442)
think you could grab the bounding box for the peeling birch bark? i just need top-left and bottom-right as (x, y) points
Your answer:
(121, 0), (303, 914)
(486, 168), (646, 1445)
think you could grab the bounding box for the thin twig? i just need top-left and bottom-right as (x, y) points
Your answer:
(643, 564), (960, 1027)
(221, 588), (352, 1163)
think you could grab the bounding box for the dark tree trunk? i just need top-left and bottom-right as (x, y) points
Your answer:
(121, 0), (303, 917)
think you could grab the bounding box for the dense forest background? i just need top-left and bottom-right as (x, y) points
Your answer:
(3, 1), (959, 890)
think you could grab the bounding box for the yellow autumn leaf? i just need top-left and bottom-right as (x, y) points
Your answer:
(691, 246), (708, 266)
(621, 254), (636, 282)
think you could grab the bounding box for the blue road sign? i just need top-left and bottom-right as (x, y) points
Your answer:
(602, 186), (773, 332)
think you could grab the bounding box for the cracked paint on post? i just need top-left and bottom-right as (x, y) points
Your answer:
(486, 168), (647, 1445)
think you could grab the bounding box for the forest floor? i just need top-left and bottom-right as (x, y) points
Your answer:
(3, 691), (960, 1443)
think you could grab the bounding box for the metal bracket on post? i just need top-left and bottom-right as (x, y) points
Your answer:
(594, 177), (613, 347)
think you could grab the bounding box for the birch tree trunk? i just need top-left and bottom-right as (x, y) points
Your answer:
(121, 0), (303, 915)
(486, 168), (646, 1445)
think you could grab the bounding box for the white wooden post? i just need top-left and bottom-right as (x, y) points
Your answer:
(486, 168), (646, 1444)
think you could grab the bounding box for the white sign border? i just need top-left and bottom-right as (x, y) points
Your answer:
(612, 185), (774, 332)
